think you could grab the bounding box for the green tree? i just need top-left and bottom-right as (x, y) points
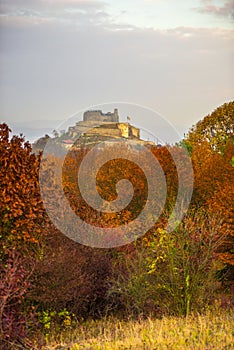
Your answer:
(185, 101), (234, 154)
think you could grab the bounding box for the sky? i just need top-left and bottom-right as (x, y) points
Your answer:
(0, 0), (233, 143)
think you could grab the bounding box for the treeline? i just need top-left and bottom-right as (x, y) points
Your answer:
(0, 101), (233, 349)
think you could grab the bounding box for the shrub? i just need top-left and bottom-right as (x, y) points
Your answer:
(108, 212), (224, 317)
(30, 226), (114, 319)
(0, 250), (36, 349)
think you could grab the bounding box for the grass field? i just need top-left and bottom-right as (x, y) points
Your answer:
(34, 308), (233, 350)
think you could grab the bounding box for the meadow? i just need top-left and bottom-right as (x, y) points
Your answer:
(35, 308), (233, 350)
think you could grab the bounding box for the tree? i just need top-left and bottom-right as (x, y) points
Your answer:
(191, 142), (233, 206)
(0, 123), (45, 347)
(0, 123), (44, 258)
(184, 106), (234, 275)
(182, 102), (234, 272)
(186, 101), (234, 154)
(208, 182), (234, 268)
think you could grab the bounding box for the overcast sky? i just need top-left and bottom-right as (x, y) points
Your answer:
(0, 0), (233, 143)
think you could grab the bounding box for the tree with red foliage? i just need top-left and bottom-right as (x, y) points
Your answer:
(0, 123), (44, 258)
(0, 123), (45, 347)
(184, 102), (234, 275)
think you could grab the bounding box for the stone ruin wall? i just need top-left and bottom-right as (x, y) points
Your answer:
(130, 126), (140, 138)
(83, 109), (119, 123)
(86, 126), (121, 138)
(117, 123), (129, 138)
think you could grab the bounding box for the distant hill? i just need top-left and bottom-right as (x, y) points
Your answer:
(6, 119), (63, 143)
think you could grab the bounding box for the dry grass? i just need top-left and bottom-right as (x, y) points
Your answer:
(32, 308), (234, 350)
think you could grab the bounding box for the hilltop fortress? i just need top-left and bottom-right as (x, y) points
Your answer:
(33, 108), (155, 152)
(67, 108), (143, 142)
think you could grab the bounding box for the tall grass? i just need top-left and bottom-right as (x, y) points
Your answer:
(32, 308), (233, 350)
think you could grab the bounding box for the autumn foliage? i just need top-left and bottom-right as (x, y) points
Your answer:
(185, 103), (234, 267)
(0, 101), (233, 348)
(0, 123), (45, 347)
(0, 123), (44, 257)
(187, 101), (234, 153)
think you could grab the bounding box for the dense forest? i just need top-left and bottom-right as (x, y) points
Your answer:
(0, 101), (234, 349)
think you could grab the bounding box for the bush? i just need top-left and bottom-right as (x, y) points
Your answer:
(108, 212), (224, 317)
(0, 250), (36, 349)
(30, 226), (114, 318)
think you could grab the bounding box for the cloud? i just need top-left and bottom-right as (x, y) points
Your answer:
(0, 0), (107, 11)
(0, 2), (233, 143)
(0, 0), (110, 27)
(195, 0), (234, 20)
(0, 20), (233, 122)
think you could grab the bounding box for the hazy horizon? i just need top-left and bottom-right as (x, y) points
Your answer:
(0, 0), (233, 143)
